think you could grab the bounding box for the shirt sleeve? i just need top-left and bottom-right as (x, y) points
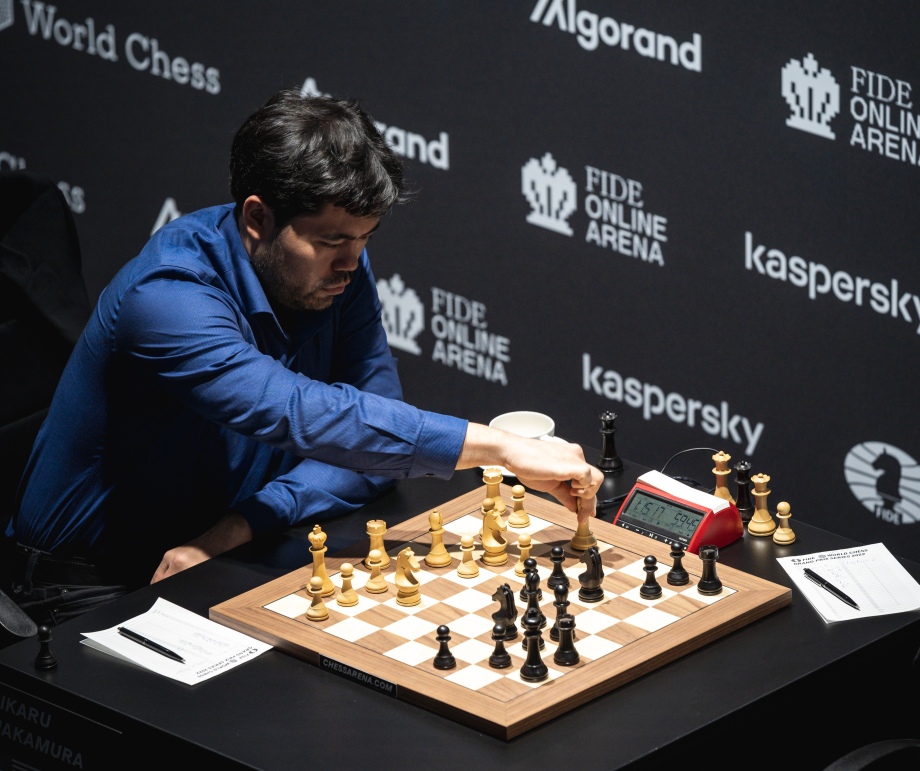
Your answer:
(112, 263), (467, 481)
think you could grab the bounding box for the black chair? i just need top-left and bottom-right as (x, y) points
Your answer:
(0, 169), (91, 647)
(822, 739), (920, 770)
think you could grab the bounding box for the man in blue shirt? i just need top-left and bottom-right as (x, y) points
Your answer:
(2, 90), (602, 626)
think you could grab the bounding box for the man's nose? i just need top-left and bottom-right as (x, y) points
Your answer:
(334, 241), (362, 272)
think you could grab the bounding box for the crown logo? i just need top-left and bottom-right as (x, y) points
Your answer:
(376, 274), (425, 355)
(522, 153), (577, 236)
(0, 0), (14, 32)
(782, 53), (840, 139)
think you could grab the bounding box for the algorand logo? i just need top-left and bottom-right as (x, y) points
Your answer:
(529, 0), (702, 72)
(782, 53), (840, 139)
(377, 274), (424, 355)
(845, 442), (920, 525)
(0, 0), (14, 32)
(302, 77), (449, 170)
(522, 153), (577, 235)
(523, 154), (668, 266)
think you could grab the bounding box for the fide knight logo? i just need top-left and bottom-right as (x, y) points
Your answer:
(521, 153), (577, 236)
(376, 273), (425, 355)
(844, 442), (920, 526)
(0, 0), (14, 32)
(782, 52), (840, 139)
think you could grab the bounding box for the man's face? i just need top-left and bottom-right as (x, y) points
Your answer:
(250, 204), (380, 312)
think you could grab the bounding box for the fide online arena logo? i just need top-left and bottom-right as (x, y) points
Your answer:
(376, 274), (425, 355)
(521, 153), (577, 235)
(844, 442), (920, 526)
(782, 52), (840, 139)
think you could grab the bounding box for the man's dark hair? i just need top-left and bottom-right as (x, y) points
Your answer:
(229, 90), (405, 226)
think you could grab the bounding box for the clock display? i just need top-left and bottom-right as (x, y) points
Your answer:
(617, 489), (705, 544)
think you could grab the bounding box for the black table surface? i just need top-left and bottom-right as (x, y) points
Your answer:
(2, 468), (920, 770)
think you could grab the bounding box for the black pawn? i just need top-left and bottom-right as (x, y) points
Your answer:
(433, 625), (457, 670)
(697, 545), (723, 595)
(34, 625), (57, 671)
(639, 555), (663, 599)
(550, 581), (573, 642)
(488, 623), (512, 669)
(519, 608), (549, 682)
(519, 557), (542, 602)
(553, 615), (580, 667)
(547, 545), (569, 591)
(667, 542), (690, 586)
(734, 461), (755, 524)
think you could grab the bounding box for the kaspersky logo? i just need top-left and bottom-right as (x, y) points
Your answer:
(844, 442), (920, 525)
(782, 52), (840, 139)
(0, 0), (14, 32)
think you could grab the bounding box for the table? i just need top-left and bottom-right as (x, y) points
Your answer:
(2, 468), (919, 770)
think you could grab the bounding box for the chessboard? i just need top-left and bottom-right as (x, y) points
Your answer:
(210, 482), (791, 739)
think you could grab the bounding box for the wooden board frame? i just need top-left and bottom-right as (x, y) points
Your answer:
(210, 485), (791, 739)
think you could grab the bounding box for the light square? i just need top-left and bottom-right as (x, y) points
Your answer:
(448, 612), (494, 640)
(445, 664), (505, 690)
(621, 606), (681, 632)
(323, 616), (380, 642)
(451, 638), (496, 664)
(382, 614), (439, 641)
(264, 593), (309, 618)
(384, 640), (437, 666)
(575, 634), (622, 659)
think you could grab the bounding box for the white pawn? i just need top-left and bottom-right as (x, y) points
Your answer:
(457, 535), (479, 578)
(773, 501), (796, 545)
(508, 485), (530, 528)
(515, 533), (532, 577)
(306, 576), (329, 621)
(336, 562), (359, 607)
(365, 549), (389, 593)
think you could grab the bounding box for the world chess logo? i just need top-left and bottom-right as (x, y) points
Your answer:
(844, 442), (920, 526)
(376, 274), (425, 355)
(0, 0), (14, 32)
(521, 153), (577, 236)
(781, 53), (840, 139)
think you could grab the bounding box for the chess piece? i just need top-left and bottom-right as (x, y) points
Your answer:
(697, 544), (723, 595)
(711, 451), (736, 503)
(364, 548), (389, 593)
(597, 410), (623, 472)
(514, 533), (532, 577)
(550, 581), (573, 642)
(457, 535), (479, 578)
(424, 509), (452, 568)
(306, 576), (329, 621)
(519, 557), (542, 602)
(553, 615), (580, 667)
(524, 569), (547, 630)
(491, 583), (518, 640)
(336, 562), (359, 607)
(488, 623), (513, 669)
(308, 524), (335, 596)
(570, 517), (597, 552)
(519, 608), (549, 682)
(640, 555), (663, 599)
(394, 547), (422, 606)
(433, 625), (456, 670)
(34, 625), (57, 671)
(773, 501), (796, 545)
(365, 519), (390, 569)
(508, 484), (530, 528)
(547, 545), (569, 591)
(733, 460), (755, 523)
(577, 545), (605, 602)
(480, 498), (508, 566)
(747, 473), (777, 536)
(482, 467), (507, 516)
(667, 543), (689, 586)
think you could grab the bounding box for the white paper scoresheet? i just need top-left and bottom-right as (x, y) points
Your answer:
(777, 543), (920, 623)
(82, 597), (272, 684)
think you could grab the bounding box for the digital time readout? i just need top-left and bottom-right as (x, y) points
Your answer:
(619, 490), (704, 540)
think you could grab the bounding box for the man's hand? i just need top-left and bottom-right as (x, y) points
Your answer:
(151, 511), (253, 583)
(456, 423), (603, 521)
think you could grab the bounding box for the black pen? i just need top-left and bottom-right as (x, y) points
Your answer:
(803, 568), (860, 611)
(117, 627), (186, 663)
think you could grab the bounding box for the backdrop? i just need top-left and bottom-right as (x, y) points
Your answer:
(2, 0), (918, 560)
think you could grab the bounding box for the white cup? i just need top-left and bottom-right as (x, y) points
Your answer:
(488, 411), (555, 440)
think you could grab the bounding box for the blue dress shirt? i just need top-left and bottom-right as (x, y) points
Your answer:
(10, 204), (466, 584)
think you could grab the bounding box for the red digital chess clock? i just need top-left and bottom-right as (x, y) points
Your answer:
(612, 470), (743, 554)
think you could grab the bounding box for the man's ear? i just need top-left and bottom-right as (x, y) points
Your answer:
(240, 195), (276, 243)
